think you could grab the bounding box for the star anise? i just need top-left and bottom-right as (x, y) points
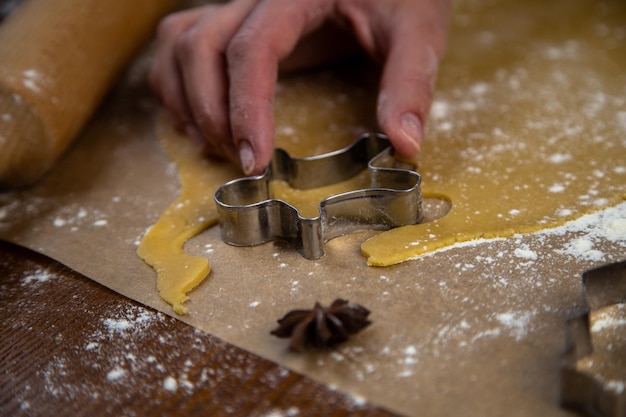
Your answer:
(271, 299), (372, 351)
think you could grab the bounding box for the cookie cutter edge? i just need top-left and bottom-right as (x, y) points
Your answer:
(214, 133), (423, 260)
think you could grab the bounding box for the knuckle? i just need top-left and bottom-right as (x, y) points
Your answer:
(227, 27), (262, 62)
(155, 13), (185, 41)
(174, 27), (203, 60)
(196, 111), (229, 140)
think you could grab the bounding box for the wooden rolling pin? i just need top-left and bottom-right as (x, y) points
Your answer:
(0, 0), (177, 187)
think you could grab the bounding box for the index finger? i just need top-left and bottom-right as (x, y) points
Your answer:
(226, 0), (335, 175)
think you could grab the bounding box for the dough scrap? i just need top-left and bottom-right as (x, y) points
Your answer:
(137, 117), (239, 314)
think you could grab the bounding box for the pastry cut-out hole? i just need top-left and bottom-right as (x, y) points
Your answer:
(421, 197), (451, 223)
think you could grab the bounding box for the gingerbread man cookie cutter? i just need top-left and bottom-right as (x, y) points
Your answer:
(560, 259), (626, 417)
(214, 133), (423, 259)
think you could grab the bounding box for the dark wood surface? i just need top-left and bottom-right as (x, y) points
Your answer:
(0, 240), (400, 417)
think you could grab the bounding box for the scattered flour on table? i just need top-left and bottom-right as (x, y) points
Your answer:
(7, 265), (373, 413)
(24, 289), (371, 412)
(39, 304), (173, 397)
(106, 366), (127, 382)
(20, 268), (56, 285)
(260, 407), (301, 417)
(22, 69), (47, 94)
(51, 206), (110, 231)
(163, 376), (178, 391)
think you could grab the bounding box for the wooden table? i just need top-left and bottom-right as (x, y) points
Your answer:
(0, 241), (399, 417)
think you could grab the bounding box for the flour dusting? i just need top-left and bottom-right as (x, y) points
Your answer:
(514, 248), (538, 260)
(424, 201), (626, 263)
(496, 311), (536, 341)
(163, 376), (178, 391)
(261, 407), (300, 417)
(21, 268), (56, 285)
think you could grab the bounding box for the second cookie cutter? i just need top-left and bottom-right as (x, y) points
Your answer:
(560, 259), (626, 417)
(214, 133), (423, 259)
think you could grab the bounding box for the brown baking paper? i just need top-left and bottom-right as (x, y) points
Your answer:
(2, 0), (626, 416)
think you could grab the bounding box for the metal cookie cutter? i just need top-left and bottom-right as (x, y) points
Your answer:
(214, 133), (423, 259)
(560, 260), (626, 417)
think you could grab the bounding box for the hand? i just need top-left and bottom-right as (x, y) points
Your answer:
(149, 0), (450, 175)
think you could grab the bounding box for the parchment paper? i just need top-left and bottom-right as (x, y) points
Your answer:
(2, 0), (625, 416)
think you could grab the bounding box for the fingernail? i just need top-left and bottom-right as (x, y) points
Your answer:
(400, 113), (423, 153)
(239, 140), (255, 175)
